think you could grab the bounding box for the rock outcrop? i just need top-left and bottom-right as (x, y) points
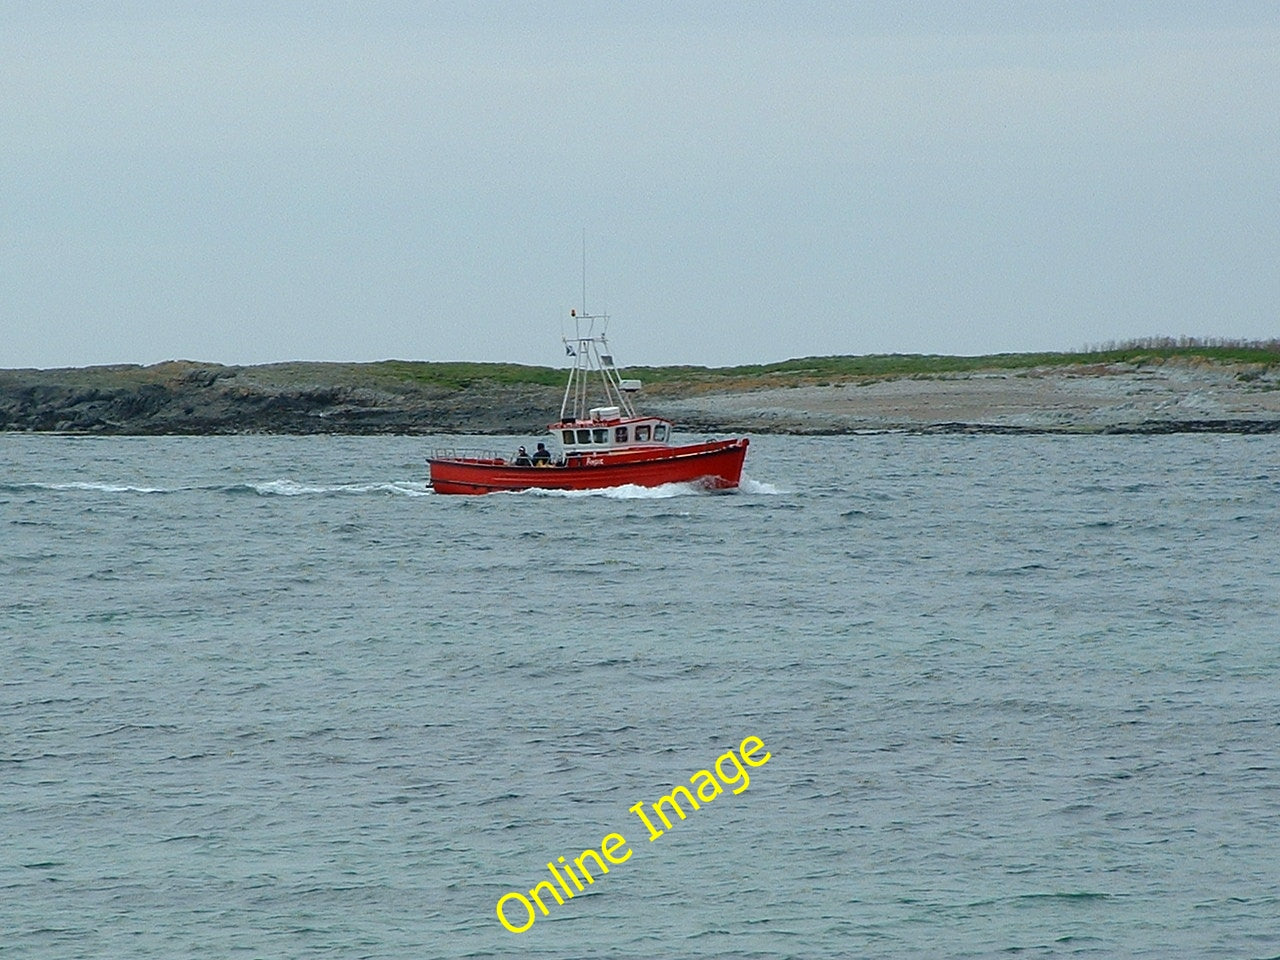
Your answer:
(0, 362), (560, 435)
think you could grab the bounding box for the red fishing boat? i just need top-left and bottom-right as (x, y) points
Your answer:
(428, 311), (749, 495)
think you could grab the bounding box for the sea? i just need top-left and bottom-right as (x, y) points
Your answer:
(3, 432), (1277, 960)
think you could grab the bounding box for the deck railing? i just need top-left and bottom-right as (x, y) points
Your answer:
(430, 448), (506, 463)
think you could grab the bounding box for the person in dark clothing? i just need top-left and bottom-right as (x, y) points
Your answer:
(531, 442), (552, 466)
(513, 446), (532, 466)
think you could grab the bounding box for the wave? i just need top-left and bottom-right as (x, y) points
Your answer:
(519, 476), (784, 499)
(4, 479), (434, 498)
(1, 481), (171, 494)
(523, 481), (716, 500)
(6, 476), (773, 500)
(224, 479), (433, 497)
(738, 477), (785, 495)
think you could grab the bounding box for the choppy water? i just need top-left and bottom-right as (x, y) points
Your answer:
(3, 433), (1278, 959)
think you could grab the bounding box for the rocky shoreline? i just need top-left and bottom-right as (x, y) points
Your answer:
(646, 362), (1280, 435)
(3, 358), (1279, 436)
(0, 361), (556, 436)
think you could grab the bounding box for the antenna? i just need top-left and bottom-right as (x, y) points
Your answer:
(581, 228), (587, 318)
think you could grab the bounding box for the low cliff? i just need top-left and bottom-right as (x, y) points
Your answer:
(0, 361), (561, 435)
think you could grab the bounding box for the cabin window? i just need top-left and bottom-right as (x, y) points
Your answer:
(635, 425), (651, 441)
(562, 430), (575, 444)
(593, 428), (608, 443)
(654, 424), (668, 441)
(615, 426), (629, 443)
(577, 429), (592, 444)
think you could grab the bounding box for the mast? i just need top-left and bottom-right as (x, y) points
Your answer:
(559, 310), (638, 422)
(558, 237), (639, 422)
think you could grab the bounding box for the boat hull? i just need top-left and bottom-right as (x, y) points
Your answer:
(428, 438), (749, 495)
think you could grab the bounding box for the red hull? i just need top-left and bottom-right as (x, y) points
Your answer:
(429, 438), (749, 495)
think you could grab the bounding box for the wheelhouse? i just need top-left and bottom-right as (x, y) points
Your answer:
(553, 405), (673, 456)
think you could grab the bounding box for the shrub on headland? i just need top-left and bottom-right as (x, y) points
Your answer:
(1081, 336), (1280, 355)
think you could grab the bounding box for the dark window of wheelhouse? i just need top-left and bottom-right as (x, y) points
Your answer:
(635, 424), (651, 441)
(615, 426), (629, 443)
(577, 429), (592, 444)
(593, 428), (607, 443)
(654, 424), (668, 441)
(562, 430), (575, 444)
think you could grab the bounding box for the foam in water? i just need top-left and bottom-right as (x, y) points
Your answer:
(8, 477), (766, 500)
(738, 477), (784, 496)
(240, 479), (433, 497)
(520, 477), (784, 500)
(8, 481), (171, 494)
(524, 481), (713, 500)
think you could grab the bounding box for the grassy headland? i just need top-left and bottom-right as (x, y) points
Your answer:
(2, 339), (1278, 434)
(331, 339), (1280, 391)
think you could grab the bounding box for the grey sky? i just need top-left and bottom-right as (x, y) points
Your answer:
(3, 2), (1277, 368)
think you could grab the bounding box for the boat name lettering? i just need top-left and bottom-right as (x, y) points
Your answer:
(493, 735), (772, 934)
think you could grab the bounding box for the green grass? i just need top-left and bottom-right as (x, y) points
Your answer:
(370, 360), (565, 390)
(364, 340), (1280, 391)
(11, 339), (1275, 394)
(635, 341), (1280, 382)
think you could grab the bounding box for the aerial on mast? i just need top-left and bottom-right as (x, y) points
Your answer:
(557, 234), (640, 422)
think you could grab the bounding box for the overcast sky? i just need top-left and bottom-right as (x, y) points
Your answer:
(3, 2), (1277, 369)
